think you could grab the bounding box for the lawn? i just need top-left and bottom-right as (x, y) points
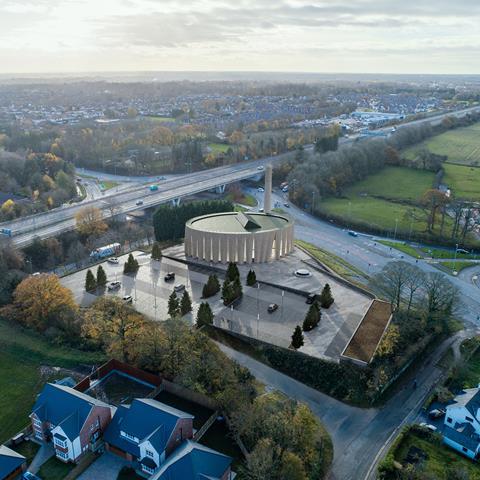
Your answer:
(38, 456), (75, 480)
(0, 319), (105, 443)
(225, 192), (257, 207)
(443, 163), (480, 202)
(439, 260), (480, 273)
(449, 338), (480, 392)
(208, 142), (231, 153)
(378, 240), (422, 258)
(385, 429), (480, 479)
(403, 121), (480, 166)
(420, 246), (479, 259)
(99, 181), (119, 191)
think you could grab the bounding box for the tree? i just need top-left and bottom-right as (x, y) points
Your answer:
(151, 242), (162, 261)
(123, 253), (139, 274)
(75, 206), (108, 237)
(196, 302), (214, 328)
(226, 262), (240, 282)
(370, 262), (411, 311)
(279, 451), (307, 480)
(85, 269), (97, 292)
(302, 304), (321, 332)
(242, 438), (277, 480)
(13, 274), (77, 332)
(222, 279), (234, 306)
(168, 291), (180, 317)
(291, 326), (304, 349)
(424, 272), (460, 319)
(246, 269), (257, 286)
(96, 265), (107, 287)
(202, 274), (220, 298)
(319, 283), (334, 308)
(375, 324), (400, 358)
(180, 290), (192, 316)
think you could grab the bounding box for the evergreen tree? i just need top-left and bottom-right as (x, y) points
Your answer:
(302, 304), (321, 331)
(168, 291), (180, 317)
(124, 253), (139, 274)
(232, 276), (243, 300)
(96, 265), (107, 287)
(196, 302), (214, 328)
(226, 262), (240, 282)
(291, 326), (304, 350)
(246, 269), (257, 286)
(222, 279), (233, 306)
(85, 269), (97, 292)
(151, 242), (162, 261)
(180, 290), (192, 315)
(202, 274), (221, 298)
(319, 283), (334, 308)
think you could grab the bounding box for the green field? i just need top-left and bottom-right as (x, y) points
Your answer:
(403, 122), (480, 166)
(0, 319), (105, 443)
(208, 142), (231, 153)
(443, 163), (480, 202)
(420, 246), (479, 259)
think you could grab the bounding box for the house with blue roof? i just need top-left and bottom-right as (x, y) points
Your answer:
(151, 440), (233, 480)
(0, 445), (26, 480)
(105, 398), (195, 476)
(30, 383), (115, 464)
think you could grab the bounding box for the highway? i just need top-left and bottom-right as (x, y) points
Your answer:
(2, 104), (480, 247)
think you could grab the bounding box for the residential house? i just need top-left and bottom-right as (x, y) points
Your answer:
(30, 383), (115, 463)
(0, 445), (26, 480)
(104, 399), (194, 476)
(443, 387), (480, 459)
(151, 441), (232, 480)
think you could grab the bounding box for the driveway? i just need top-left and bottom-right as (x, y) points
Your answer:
(77, 453), (129, 480)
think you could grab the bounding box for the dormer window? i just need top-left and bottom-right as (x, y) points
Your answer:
(121, 431), (138, 443)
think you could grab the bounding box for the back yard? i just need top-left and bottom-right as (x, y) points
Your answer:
(0, 318), (105, 443)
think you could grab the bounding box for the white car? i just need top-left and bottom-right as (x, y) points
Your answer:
(258, 187), (264, 192)
(419, 422), (437, 432)
(107, 257), (119, 264)
(257, 165), (264, 170)
(174, 284), (185, 292)
(123, 295), (133, 304)
(107, 281), (121, 291)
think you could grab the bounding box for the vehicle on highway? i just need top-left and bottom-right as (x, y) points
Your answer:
(268, 303), (279, 313)
(306, 293), (317, 304)
(23, 472), (42, 480)
(164, 272), (175, 281)
(107, 281), (121, 291)
(283, 203), (290, 208)
(123, 295), (133, 304)
(107, 257), (119, 264)
(259, 208), (264, 212)
(419, 422), (437, 432)
(258, 187), (264, 192)
(1, 228), (12, 237)
(90, 243), (121, 259)
(158, 176), (166, 180)
(295, 269), (311, 277)
(257, 165), (264, 170)
(457, 248), (470, 254)
(348, 230), (358, 237)
(135, 200), (144, 206)
(428, 408), (446, 419)
(149, 185), (159, 191)
(174, 284), (185, 292)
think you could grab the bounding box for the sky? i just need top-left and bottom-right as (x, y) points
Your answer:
(0, 0), (479, 75)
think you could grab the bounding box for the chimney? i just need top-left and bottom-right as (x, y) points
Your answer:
(264, 164), (272, 214)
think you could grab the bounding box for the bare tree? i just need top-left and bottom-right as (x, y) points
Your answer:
(423, 272), (460, 318)
(370, 261), (412, 311)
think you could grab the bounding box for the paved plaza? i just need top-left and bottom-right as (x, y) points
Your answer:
(61, 247), (372, 361)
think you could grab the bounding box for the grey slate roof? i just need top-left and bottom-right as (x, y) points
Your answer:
(449, 387), (480, 417)
(31, 383), (112, 441)
(0, 445), (26, 479)
(444, 423), (480, 452)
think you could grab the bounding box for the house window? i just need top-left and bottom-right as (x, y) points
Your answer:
(447, 417), (452, 423)
(143, 465), (155, 474)
(466, 416), (474, 422)
(146, 450), (154, 458)
(54, 438), (67, 448)
(56, 450), (69, 460)
(33, 419), (42, 427)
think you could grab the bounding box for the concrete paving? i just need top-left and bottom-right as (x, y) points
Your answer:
(77, 452), (129, 480)
(28, 443), (54, 474)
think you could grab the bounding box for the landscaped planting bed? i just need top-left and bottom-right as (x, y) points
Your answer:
(342, 300), (392, 365)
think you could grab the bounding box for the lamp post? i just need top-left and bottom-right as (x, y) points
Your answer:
(393, 218), (399, 241)
(257, 313), (260, 340)
(453, 243), (459, 273)
(281, 290), (285, 323)
(256, 283), (260, 317)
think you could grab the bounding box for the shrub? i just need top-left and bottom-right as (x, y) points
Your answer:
(319, 283), (334, 308)
(151, 242), (162, 260)
(302, 304), (321, 331)
(246, 269), (257, 286)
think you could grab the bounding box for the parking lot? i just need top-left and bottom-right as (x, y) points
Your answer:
(61, 247), (372, 362)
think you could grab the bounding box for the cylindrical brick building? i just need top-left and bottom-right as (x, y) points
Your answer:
(184, 211), (294, 264)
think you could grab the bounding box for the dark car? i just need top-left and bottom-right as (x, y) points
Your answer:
(306, 293), (317, 304)
(428, 408), (446, 419)
(267, 303), (279, 313)
(164, 272), (175, 281)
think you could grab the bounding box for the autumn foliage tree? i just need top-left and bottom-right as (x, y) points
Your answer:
(13, 274), (77, 332)
(75, 206), (108, 237)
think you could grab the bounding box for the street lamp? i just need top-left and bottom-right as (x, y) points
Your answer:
(453, 243), (459, 273)
(281, 290), (285, 323)
(393, 218), (399, 241)
(256, 283), (260, 317)
(257, 313), (260, 340)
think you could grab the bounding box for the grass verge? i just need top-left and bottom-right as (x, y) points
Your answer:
(438, 261), (480, 273)
(378, 240), (422, 258)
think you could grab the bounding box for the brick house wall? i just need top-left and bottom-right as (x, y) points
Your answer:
(165, 418), (193, 457)
(77, 406), (113, 457)
(30, 413), (46, 441)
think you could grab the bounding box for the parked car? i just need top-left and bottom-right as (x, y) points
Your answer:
(23, 473), (42, 480)
(283, 203), (290, 208)
(267, 303), (279, 313)
(259, 208), (264, 212)
(123, 295), (133, 304)
(306, 293), (317, 304)
(107, 281), (121, 291)
(135, 200), (144, 206)
(174, 284), (185, 292)
(258, 187), (265, 192)
(107, 257), (119, 264)
(348, 230), (358, 237)
(419, 422), (437, 432)
(428, 408), (446, 419)
(164, 272), (175, 281)
(257, 165), (264, 170)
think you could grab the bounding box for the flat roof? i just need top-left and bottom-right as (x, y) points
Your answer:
(186, 211), (292, 234)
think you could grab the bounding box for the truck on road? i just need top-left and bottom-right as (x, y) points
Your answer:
(90, 242), (121, 259)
